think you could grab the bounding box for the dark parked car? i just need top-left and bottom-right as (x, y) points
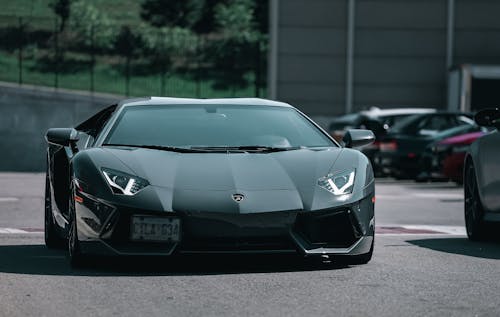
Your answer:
(463, 108), (500, 240)
(376, 112), (475, 179)
(329, 108), (435, 175)
(418, 130), (486, 183)
(45, 97), (376, 266)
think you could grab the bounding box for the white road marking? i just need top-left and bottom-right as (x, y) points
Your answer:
(0, 225), (466, 236)
(402, 225), (466, 235)
(0, 228), (42, 234)
(377, 193), (463, 200)
(377, 225), (466, 236)
(0, 197), (19, 202)
(413, 193), (463, 199)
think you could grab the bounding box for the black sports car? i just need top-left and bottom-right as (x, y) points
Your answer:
(45, 97), (376, 266)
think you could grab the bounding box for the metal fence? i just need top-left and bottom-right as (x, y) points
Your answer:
(0, 15), (267, 98)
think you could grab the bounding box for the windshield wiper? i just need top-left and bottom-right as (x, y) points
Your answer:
(103, 143), (208, 153)
(190, 146), (303, 152)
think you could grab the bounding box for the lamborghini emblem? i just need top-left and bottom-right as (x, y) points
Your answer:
(232, 193), (245, 202)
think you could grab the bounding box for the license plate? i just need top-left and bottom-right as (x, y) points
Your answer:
(130, 216), (180, 242)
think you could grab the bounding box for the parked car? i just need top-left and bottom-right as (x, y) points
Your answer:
(418, 130), (486, 183)
(463, 108), (500, 241)
(376, 112), (475, 179)
(329, 107), (435, 141)
(329, 107), (436, 175)
(45, 97), (376, 266)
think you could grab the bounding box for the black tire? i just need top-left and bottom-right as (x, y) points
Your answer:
(464, 161), (488, 241)
(68, 181), (84, 268)
(44, 171), (66, 249)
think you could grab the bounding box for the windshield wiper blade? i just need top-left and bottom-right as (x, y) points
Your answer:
(190, 146), (302, 152)
(235, 146), (302, 152)
(103, 143), (208, 153)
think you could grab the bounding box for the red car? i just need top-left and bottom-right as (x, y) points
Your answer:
(438, 132), (485, 183)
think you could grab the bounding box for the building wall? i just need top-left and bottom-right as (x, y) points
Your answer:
(273, 0), (500, 117)
(0, 82), (120, 171)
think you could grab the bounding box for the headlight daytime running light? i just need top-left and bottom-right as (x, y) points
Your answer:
(318, 169), (356, 196)
(102, 168), (149, 196)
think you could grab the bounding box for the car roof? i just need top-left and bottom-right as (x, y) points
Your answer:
(360, 107), (436, 117)
(118, 97), (294, 108)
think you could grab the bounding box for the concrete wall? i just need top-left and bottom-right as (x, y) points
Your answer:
(276, 0), (347, 116)
(0, 82), (121, 171)
(274, 0), (500, 116)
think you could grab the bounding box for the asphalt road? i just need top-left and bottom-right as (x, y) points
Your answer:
(1, 173), (499, 317)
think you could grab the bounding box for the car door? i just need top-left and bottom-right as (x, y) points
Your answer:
(47, 104), (116, 219)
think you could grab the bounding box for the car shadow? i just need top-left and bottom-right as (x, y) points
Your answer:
(0, 245), (350, 276)
(407, 237), (500, 260)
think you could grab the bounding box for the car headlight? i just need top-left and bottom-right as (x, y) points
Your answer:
(102, 168), (149, 196)
(318, 169), (355, 195)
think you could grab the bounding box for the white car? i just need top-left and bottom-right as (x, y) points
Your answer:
(464, 108), (500, 240)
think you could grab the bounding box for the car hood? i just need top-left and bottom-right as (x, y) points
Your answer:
(103, 147), (340, 189)
(92, 147), (358, 212)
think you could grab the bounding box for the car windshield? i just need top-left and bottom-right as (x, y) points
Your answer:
(103, 104), (336, 149)
(389, 114), (473, 135)
(388, 114), (423, 134)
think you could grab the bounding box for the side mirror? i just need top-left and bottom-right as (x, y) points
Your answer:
(343, 129), (375, 148)
(475, 108), (500, 128)
(46, 128), (79, 146)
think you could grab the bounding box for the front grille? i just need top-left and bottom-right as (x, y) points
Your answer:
(180, 236), (295, 252)
(293, 209), (361, 248)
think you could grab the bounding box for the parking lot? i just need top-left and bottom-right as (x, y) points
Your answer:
(1, 173), (499, 316)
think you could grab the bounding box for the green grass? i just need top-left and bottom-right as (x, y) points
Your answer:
(1, 0), (141, 23)
(2, 0), (53, 18)
(0, 0), (141, 31)
(0, 51), (264, 98)
(0, 0), (266, 98)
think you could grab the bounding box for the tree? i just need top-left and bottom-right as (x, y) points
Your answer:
(49, 0), (71, 32)
(115, 26), (143, 96)
(140, 0), (205, 28)
(209, 0), (262, 93)
(191, 0), (223, 34)
(69, 1), (117, 51)
(141, 25), (198, 95)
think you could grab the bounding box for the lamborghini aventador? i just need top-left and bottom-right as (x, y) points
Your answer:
(44, 97), (376, 266)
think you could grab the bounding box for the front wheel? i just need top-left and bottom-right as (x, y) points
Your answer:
(68, 181), (84, 267)
(464, 161), (488, 241)
(44, 171), (66, 249)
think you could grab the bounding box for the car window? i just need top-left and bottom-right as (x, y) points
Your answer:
(420, 116), (449, 131)
(104, 105), (336, 148)
(458, 115), (475, 125)
(389, 114), (422, 134)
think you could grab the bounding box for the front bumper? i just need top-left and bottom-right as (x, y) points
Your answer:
(75, 193), (375, 257)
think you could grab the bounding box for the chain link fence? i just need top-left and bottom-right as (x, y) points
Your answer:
(0, 14), (267, 98)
